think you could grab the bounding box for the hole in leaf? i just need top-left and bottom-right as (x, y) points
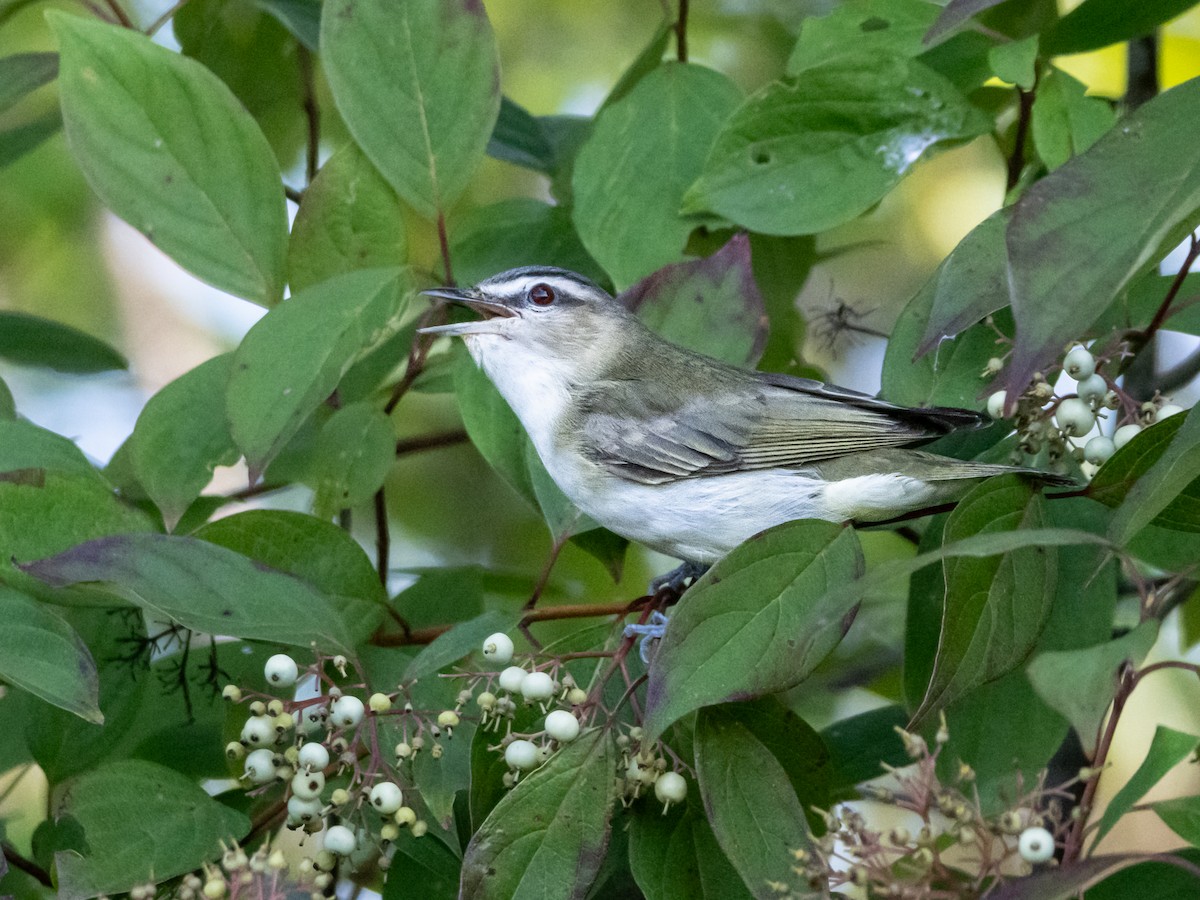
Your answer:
(752, 150), (772, 165)
(860, 16), (890, 32)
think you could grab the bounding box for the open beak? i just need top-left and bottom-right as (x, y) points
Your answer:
(419, 287), (517, 336)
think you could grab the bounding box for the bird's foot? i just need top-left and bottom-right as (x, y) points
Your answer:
(648, 560), (710, 597)
(624, 611), (671, 664)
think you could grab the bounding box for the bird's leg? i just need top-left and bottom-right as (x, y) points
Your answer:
(648, 559), (710, 597)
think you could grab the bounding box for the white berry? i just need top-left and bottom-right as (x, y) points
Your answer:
(291, 770), (325, 800)
(1156, 404), (1185, 421)
(520, 671), (555, 702)
(323, 824), (357, 856)
(497, 666), (527, 693)
(986, 390), (1007, 420)
(298, 705), (326, 735)
(330, 695), (365, 728)
(654, 771), (687, 805)
(1083, 436), (1115, 465)
(287, 795), (323, 825)
(1018, 825), (1055, 863)
(240, 715), (274, 747)
(482, 632), (514, 665)
(505, 739), (539, 770)
(369, 781), (404, 814)
(1076, 374), (1107, 405)
(297, 742), (330, 772)
(243, 749), (277, 784)
(1055, 398), (1095, 437)
(1114, 423), (1143, 448)
(544, 710), (580, 742)
(264, 653), (299, 687)
(1063, 345), (1095, 380)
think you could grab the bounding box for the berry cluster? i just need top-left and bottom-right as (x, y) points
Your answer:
(985, 342), (1186, 479)
(223, 650), (449, 885)
(784, 717), (1080, 898)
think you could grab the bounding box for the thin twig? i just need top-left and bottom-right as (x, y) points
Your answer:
(373, 487), (390, 589)
(675, 0), (688, 63)
(284, 184), (304, 205)
(100, 0), (134, 27)
(1, 841), (53, 887)
(1139, 235), (1200, 348)
(372, 597), (652, 647)
(144, 0), (190, 35)
(525, 535), (569, 610)
(1007, 86), (1035, 192)
(297, 46), (320, 185)
(394, 429), (469, 457)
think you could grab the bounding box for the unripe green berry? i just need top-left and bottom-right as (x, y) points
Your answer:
(437, 710), (460, 728)
(225, 741), (245, 762)
(395, 741), (412, 759)
(566, 687), (588, 706)
(380, 823), (400, 841)
(476, 691), (496, 711)
(329, 788), (350, 807)
(654, 771), (687, 806)
(222, 685), (242, 702)
(394, 806), (417, 827)
(411, 820), (428, 838)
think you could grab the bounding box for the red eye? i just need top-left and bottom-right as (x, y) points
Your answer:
(529, 283), (555, 306)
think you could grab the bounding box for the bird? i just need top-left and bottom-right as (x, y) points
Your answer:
(421, 266), (1061, 581)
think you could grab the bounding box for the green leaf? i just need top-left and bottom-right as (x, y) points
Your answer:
(749, 233), (816, 374)
(321, 0), (500, 219)
(0, 108), (61, 168)
(49, 12), (288, 304)
(642, 520), (863, 742)
(1075, 849), (1200, 900)
(924, 0), (1017, 43)
(820, 705), (910, 792)
(0, 376), (14, 419)
(129, 353), (238, 529)
(1109, 406), (1200, 543)
(1026, 621), (1158, 753)
(404, 609), (519, 682)
(310, 401), (396, 519)
(451, 198), (606, 290)
(629, 802), (752, 900)
(622, 234), (768, 366)
(990, 853), (1200, 900)
(0, 586), (99, 723)
(460, 731), (617, 900)
(1042, 0), (1198, 55)
(486, 96), (555, 174)
(912, 207), (1012, 358)
(1089, 415), (1185, 507)
(601, 19), (673, 110)
(1031, 67), (1115, 172)
(193, 508), (386, 643)
(1003, 77), (1200, 399)
(572, 62), (742, 290)
(0, 472), (156, 588)
(383, 834), (461, 900)
(23, 607), (150, 784)
(1155, 797), (1200, 846)
(0, 311), (126, 373)
(0, 418), (105, 483)
(694, 706), (816, 899)
(226, 267), (410, 477)
(987, 35), (1038, 89)
(20, 533), (356, 653)
(52, 759), (250, 899)
(787, 0), (942, 73)
(683, 53), (989, 236)
(0, 52), (58, 114)
(288, 143), (407, 293)
(1092, 725), (1200, 850)
(912, 477), (1056, 725)
(254, 0), (320, 49)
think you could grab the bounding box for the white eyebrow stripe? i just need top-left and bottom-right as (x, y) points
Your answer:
(479, 274), (593, 296)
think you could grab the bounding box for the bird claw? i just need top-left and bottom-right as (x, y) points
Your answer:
(648, 560), (709, 596)
(624, 611), (671, 664)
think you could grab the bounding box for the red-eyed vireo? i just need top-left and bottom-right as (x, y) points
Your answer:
(421, 267), (1060, 573)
